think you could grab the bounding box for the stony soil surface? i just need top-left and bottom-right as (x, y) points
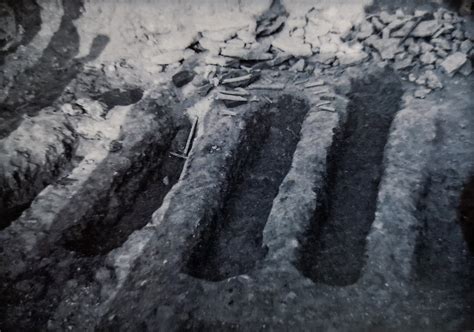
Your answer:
(0, 0), (473, 331)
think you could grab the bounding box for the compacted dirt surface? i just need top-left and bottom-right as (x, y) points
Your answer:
(0, 0), (473, 331)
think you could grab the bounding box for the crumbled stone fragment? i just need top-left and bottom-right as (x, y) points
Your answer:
(440, 52), (467, 76)
(290, 58), (305, 72)
(411, 20), (440, 37)
(420, 52), (437, 65)
(414, 87), (431, 99)
(459, 60), (473, 76)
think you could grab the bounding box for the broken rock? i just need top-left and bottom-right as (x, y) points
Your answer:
(394, 54), (414, 70)
(424, 70), (443, 89)
(420, 42), (434, 53)
(257, 16), (286, 37)
(202, 28), (238, 42)
(420, 51), (437, 65)
(431, 38), (452, 51)
(407, 40), (421, 55)
(379, 11), (396, 24)
(371, 38), (402, 60)
(172, 70), (195, 88)
(440, 52), (467, 76)
(267, 52), (292, 67)
(337, 44), (369, 66)
(356, 20), (374, 40)
(204, 55), (239, 67)
(75, 98), (107, 121)
(414, 87), (431, 99)
(459, 60), (473, 76)
(451, 29), (464, 40)
(272, 36), (312, 57)
(460, 39), (473, 54)
(199, 38), (221, 55)
(290, 58), (305, 72)
(221, 42), (273, 61)
(411, 20), (440, 37)
(305, 18), (332, 37)
(371, 17), (385, 31)
(391, 21), (416, 38)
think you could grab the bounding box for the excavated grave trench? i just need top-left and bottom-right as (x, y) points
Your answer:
(61, 125), (188, 256)
(0, 69), (472, 330)
(298, 69), (403, 285)
(184, 95), (309, 281)
(1, 0), (473, 329)
(0, 86), (144, 232)
(0, 96), (189, 330)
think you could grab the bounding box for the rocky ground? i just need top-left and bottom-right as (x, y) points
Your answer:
(0, 0), (473, 331)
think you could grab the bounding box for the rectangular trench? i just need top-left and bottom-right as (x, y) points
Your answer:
(0, 97), (185, 331)
(184, 95), (309, 281)
(298, 69), (403, 286)
(60, 126), (189, 256)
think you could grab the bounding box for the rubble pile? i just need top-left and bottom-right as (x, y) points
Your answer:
(163, 5), (472, 106)
(354, 7), (473, 98)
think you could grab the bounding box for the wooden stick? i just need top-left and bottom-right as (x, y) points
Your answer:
(216, 94), (248, 102)
(316, 101), (331, 107)
(220, 110), (237, 116)
(184, 117), (198, 156)
(304, 80), (325, 88)
(170, 152), (187, 159)
(312, 88), (329, 95)
(218, 88), (250, 96)
(398, 12), (432, 46)
(318, 105), (336, 112)
(248, 83), (285, 90)
(264, 96), (273, 104)
(222, 74), (252, 84)
(294, 78), (310, 85)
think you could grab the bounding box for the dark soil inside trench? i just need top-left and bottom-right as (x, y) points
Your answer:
(414, 173), (474, 286)
(459, 176), (474, 328)
(298, 69), (403, 286)
(61, 126), (189, 256)
(0, 253), (104, 331)
(460, 176), (474, 254)
(0, 85), (144, 232)
(185, 95), (309, 281)
(0, 115), (189, 330)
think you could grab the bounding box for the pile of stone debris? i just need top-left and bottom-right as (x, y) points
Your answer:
(355, 7), (473, 98)
(163, 6), (472, 102)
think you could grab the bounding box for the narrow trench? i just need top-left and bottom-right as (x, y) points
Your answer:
(460, 176), (474, 254)
(185, 95), (308, 281)
(0, 88), (144, 232)
(0, 136), (77, 231)
(61, 123), (189, 256)
(298, 69), (403, 286)
(412, 172), (474, 328)
(459, 176), (474, 329)
(413, 173), (473, 285)
(0, 103), (187, 331)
